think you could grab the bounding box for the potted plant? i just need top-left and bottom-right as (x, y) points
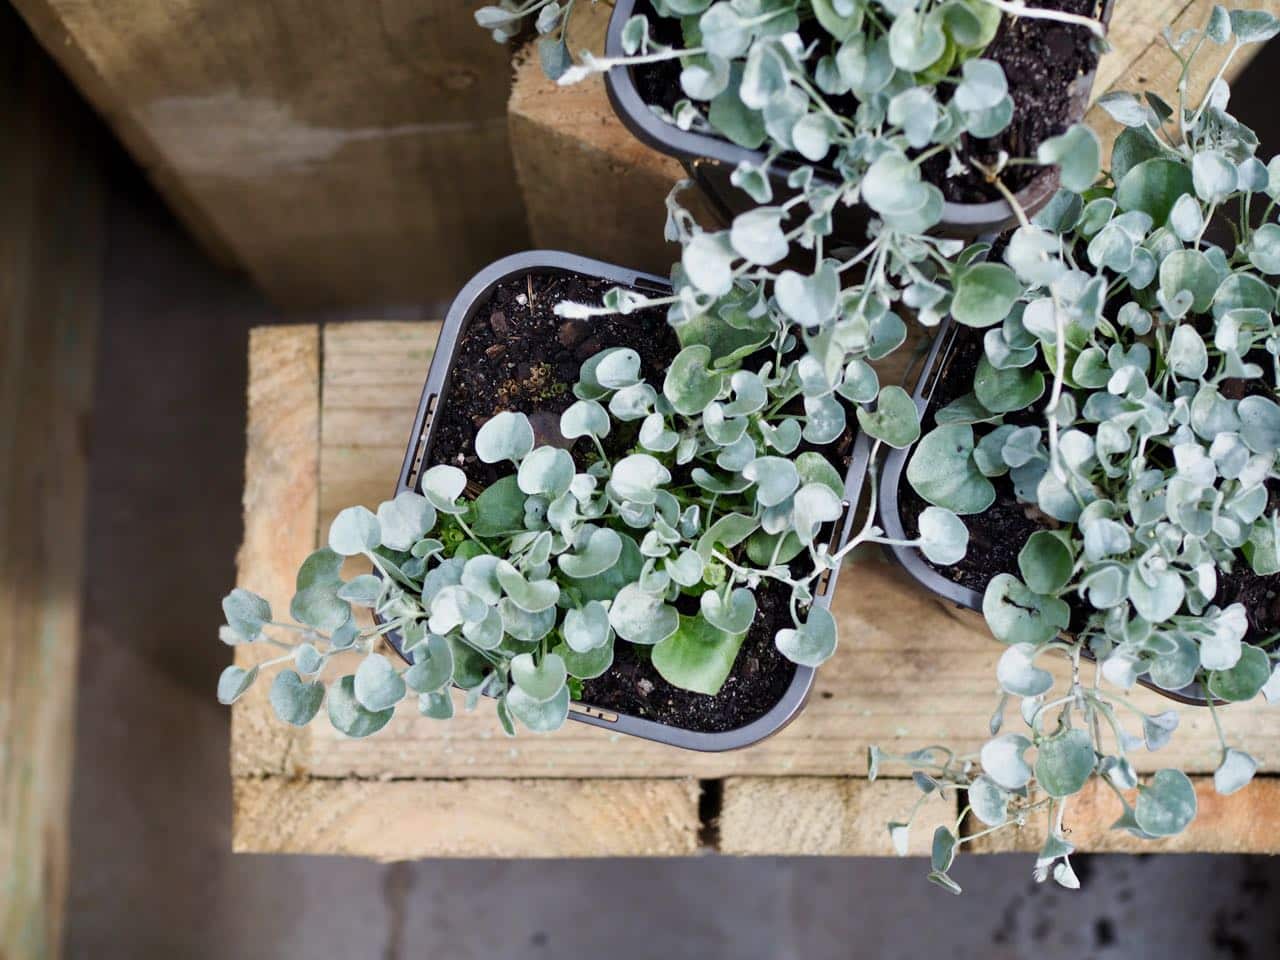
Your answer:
(479, 0), (1114, 237)
(871, 8), (1280, 890)
(217, 250), (959, 747)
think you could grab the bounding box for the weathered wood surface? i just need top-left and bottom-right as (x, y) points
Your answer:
(234, 777), (700, 859)
(1088, 0), (1279, 166)
(508, 0), (704, 277)
(233, 321), (1280, 857)
(0, 7), (103, 956)
(10, 0), (530, 308)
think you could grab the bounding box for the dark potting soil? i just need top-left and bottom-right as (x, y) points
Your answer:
(896, 328), (1280, 645)
(630, 0), (1101, 203)
(425, 270), (803, 732)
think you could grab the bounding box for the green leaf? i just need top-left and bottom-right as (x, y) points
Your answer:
(983, 574), (1070, 646)
(1135, 769), (1197, 837)
(375, 491), (436, 551)
(611, 454), (672, 505)
(290, 547), (353, 632)
(981, 733), (1033, 790)
(1037, 125), (1101, 193)
(517, 446), (574, 498)
(700, 586), (757, 635)
(1159, 249), (1219, 314)
(775, 263), (839, 328)
(1035, 729), (1095, 798)
(774, 606), (837, 667)
(652, 613), (747, 695)
(952, 263), (1022, 328)
(222, 588), (271, 641)
(511, 652), (568, 703)
(475, 410), (535, 464)
(856, 385), (921, 448)
(353, 653), (406, 712)
(997, 643), (1053, 697)
(1115, 158), (1195, 226)
(418, 690), (455, 720)
(217, 664), (259, 705)
(664, 344), (725, 415)
(888, 9), (946, 71)
(709, 65), (766, 148)
(559, 526), (624, 579)
(405, 634), (453, 693)
(792, 483), (843, 546)
(906, 425), (995, 515)
(337, 573), (382, 607)
(327, 675), (395, 738)
(1215, 748), (1258, 796)
(917, 507), (968, 565)
(609, 584), (679, 645)
(743, 456), (801, 508)
(969, 775), (1009, 826)
(496, 561), (559, 613)
(328, 505), (380, 556)
(1208, 643), (1272, 702)
(1018, 530), (1074, 595)
(420, 464), (468, 514)
(560, 399), (611, 440)
(730, 206), (789, 265)
(974, 356), (1045, 414)
(470, 476), (526, 537)
(563, 601), (612, 653)
(554, 635), (614, 680)
(930, 825), (957, 873)
(506, 685), (570, 732)
(269, 670), (324, 726)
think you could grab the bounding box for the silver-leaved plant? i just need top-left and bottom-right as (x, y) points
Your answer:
(876, 6), (1280, 893)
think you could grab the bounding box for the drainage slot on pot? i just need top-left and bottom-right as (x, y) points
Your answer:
(815, 499), (853, 598)
(631, 276), (671, 296)
(570, 704), (619, 723)
(405, 393), (438, 491)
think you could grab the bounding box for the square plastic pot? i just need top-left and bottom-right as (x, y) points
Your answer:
(385, 250), (873, 750)
(875, 319), (1213, 707)
(603, 0), (1115, 239)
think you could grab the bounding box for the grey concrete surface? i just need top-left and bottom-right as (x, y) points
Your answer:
(63, 37), (1280, 960)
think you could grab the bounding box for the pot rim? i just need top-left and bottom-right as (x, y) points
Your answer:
(388, 250), (873, 750)
(603, 0), (1116, 236)
(876, 319), (1215, 707)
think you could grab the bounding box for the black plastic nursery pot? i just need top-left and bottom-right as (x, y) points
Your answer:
(876, 320), (1212, 707)
(388, 250), (873, 750)
(604, 0), (1115, 239)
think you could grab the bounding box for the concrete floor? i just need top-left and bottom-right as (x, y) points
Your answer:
(65, 49), (1280, 960)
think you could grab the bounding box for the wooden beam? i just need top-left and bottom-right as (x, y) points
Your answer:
(0, 7), (103, 956)
(508, 1), (701, 276)
(10, 0), (531, 308)
(233, 776), (701, 858)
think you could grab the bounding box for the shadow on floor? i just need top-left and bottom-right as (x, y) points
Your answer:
(66, 37), (1280, 960)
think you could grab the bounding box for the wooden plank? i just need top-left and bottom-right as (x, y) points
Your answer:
(508, 1), (700, 276)
(0, 7), (103, 957)
(229, 325), (320, 779)
(233, 776), (701, 858)
(1088, 0), (1280, 166)
(968, 777), (1280, 855)
(718, 778), (957, 857)
(241, 321), (1280, 783)
(10, 0), (530, 308)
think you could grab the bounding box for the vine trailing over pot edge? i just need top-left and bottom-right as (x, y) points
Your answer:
(875, 8), (1280, 893)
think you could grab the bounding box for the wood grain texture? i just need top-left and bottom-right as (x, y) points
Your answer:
(718, 778), (957, 857)
(0, 8), (103, 956)
(10, 0), (531, 308)
(233, 776), (701, 858)
(230, 326), (320, 779)
(1088, 0), (1280, 166)
(968, 777), (1280, 855)
(508, 1), (696, 276)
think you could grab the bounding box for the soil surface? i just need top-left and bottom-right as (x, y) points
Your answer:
(630, 0), (1102, 203)
(426, 270), (804, 733)
(896, 329), (1280, 645)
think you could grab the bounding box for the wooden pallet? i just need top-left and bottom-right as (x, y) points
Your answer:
(232, 322), (1280, 857)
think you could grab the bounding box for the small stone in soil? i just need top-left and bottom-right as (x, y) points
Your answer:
(490, 310), (508, 335)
